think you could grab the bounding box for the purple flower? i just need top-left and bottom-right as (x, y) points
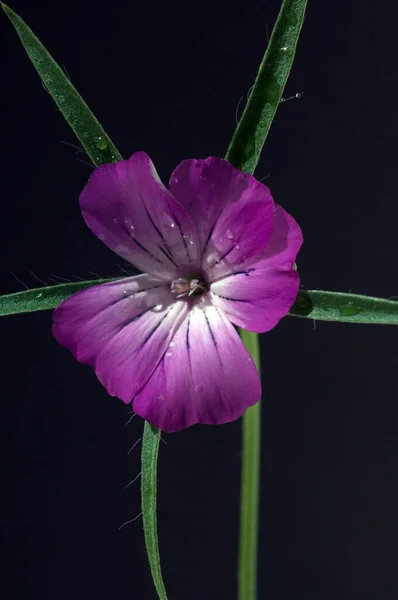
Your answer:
(53, 153), (302, 432)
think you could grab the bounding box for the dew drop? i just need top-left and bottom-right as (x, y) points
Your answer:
(219, 235), (224, 244)
(235, 243), (240, 250)
(96, 135), (108, 151)
(161, 213), (176, 229)
(165, 352), (173, 358)
(226, 229), (234, 239)
(112, 217), (118, 225)
(206, 252), (218, 266)
(153, 304), (163, 312)
(338, 302), (362, 317)
(124, 218), (135, 232)
(36, 292), (43, 299)
(169, 341), (176, 348)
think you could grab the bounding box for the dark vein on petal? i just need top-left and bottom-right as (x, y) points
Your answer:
(132, 237), (164, 265)
(202, 222), (216, 256)
(212, 293), (250, 303)
(216, 268), (256, 280)
(143, 306), (174, 344)
(144, 206), (175, 260)
(204, 310), (217, 349)
(159, 246), (178, 267)
(207, 244), (236, 270)
(119, 305), (157, 330)
(231, 268), (255, 276)
(174, 215), (190, 262)
(186, 313), (192, 372)
(120, 222), (165, 265)
(216, 245), (235, 264)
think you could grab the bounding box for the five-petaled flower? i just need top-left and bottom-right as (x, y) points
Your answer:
(53, 153), (302, 432)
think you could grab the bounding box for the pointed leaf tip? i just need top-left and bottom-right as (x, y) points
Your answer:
(2, 4), (122, 166)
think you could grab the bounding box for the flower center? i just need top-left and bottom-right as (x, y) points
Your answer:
(171, 275), (208, 298)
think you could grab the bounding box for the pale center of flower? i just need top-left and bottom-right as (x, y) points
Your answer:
(170, 276), (208, 298)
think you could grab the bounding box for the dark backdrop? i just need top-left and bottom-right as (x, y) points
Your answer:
(1, 1), (398, 599)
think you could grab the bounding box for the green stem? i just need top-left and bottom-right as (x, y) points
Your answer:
(238, 330), (261, 600)
(141, 422), (168, 600)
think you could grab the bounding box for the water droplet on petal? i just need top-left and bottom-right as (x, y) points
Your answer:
(153, 304), (163, 312)
(226, 229), (234, 239)
(112, 217), (118, 225)
(206, 252), (218, 266)
(36, 292), (43, 299)
(219, 235), (224, 244)
(165, 352), (173, 358)
(124, 218), (135, 232)
(161, 213), (176, 229)
(169, 341), (176, 348)
(235, 243), (240, 250)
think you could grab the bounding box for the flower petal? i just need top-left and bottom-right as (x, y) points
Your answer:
(53, 274), (188, 401)
(259, 203), (303, 269)
(210, 205), (303, 332)
(80, 152), (200, 281)
(133, 303), (261, 432)
(168, 157), (274, 271)
(202, 188), (274, 280)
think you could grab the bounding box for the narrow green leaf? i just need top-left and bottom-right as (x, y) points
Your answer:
(1, 6), (168, 599)
(225, 0), (308, 173)
(238, 331), (261, 600)
(2, 282), (398, 326)
(141, 422), (168, 600)
(289, 290), (398, 325)
(1, 3), (122, 167)
(0, 279), (112, 316)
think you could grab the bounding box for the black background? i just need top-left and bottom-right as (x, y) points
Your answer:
(1, 1), (398, 598)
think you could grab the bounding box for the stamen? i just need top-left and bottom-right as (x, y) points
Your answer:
(188, 279), (207, 296)
(171, 278), (190, 296)
(171, 275), (208, 298)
